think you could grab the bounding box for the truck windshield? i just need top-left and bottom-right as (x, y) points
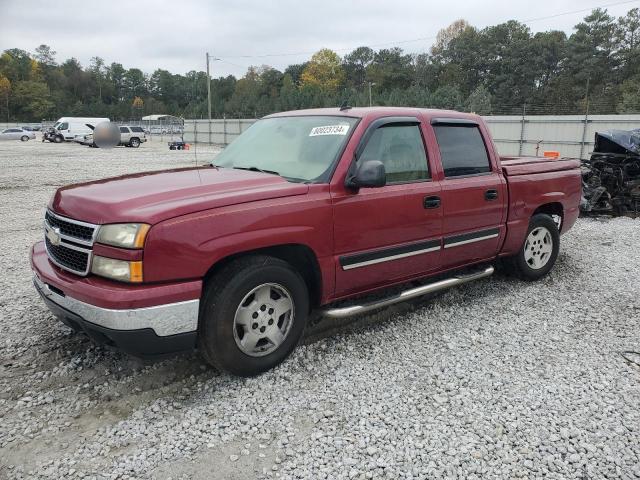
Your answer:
(212, 116), (358, 183)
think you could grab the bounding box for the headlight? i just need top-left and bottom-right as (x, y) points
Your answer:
(96, 223), (150, 248)
(91, 256), (143, 283)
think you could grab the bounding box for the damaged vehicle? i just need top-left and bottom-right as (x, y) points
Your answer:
(31, 107), (582, 376)
(581, 129), (640, 216)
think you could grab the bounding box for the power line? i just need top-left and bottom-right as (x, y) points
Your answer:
(217, 0), (640, 60)
(522, 0), (639, 23)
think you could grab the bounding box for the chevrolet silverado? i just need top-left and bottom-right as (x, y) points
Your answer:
(31, 107), (582, 376)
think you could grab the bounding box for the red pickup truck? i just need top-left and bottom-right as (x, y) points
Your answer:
(31, 107), (581, 376)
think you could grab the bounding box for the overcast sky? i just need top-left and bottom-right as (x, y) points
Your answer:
(1, 0), (638, 78)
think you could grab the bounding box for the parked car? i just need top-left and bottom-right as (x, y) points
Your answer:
(76, 125), (147, 148)
(118, 125), (147, 147)
(1, 128), (36, 141)
(74, 133), (94, 146)
(42, 127), (56, 143)
(31, 107), (581, 376)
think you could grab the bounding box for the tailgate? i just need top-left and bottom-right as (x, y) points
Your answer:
(501, 156), (581, 176)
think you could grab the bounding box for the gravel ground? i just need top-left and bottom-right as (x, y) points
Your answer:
(0, 138), (639, 480)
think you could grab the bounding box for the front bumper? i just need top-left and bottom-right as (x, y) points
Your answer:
(31, 241), (201, 357)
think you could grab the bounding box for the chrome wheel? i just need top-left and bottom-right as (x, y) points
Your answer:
(233, 283), (294, 357)
(524, 226), (553, 270)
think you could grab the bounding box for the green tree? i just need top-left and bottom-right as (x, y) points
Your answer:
(366, 48), (413, 91)
(466, 85), (492, 114)
(0, 49), (33, 83)
(343, 46), (374, 88)
(0, 75), (11, 121)
(89, 56), (105, 101)
(616, 8), (640, 78)
(430, 85), (463, 110)
(284, 63), (308, 86)
(617, 74), (640, 111)
(123, 68), (147, 99)
(563, 8), (618, 110)
(12, 80), (53, 119)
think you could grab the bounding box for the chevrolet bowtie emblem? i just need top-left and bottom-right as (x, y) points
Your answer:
(46, 226), (62, 246)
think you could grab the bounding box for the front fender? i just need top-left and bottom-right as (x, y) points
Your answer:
(142, 191), (334, 284)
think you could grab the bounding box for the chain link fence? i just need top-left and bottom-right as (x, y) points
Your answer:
(4, 107), (640, 158)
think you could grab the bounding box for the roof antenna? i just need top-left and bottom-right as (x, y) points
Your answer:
(339, 101), (352, 111)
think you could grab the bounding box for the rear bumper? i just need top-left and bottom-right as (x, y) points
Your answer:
(31, 241), (201, 357)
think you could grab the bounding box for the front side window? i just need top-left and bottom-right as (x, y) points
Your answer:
(130, 126), (144, 133)
(213, 116), (358, 183)
(58, 122), (69, 130)
(359, 124), (429, 183)
(434, 125), (491, 178)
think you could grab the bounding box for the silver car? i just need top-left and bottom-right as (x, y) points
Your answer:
(0, 128), (36, 141)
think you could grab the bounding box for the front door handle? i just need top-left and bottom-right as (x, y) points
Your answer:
(485, 189), (498, 201)
(424, 196), (441, 209)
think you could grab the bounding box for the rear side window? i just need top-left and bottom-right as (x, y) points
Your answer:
(434, 125), (491, 177)
(119, 127), (129, 133)
(360, 125), (429, 183)
(130, 126), (144, 132)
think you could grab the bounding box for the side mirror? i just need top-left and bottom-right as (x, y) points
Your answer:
(346, 160), (386, 189)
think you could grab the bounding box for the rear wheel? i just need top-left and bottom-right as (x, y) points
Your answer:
(505, 213), (559, 280)
(198, 255), (308, 376)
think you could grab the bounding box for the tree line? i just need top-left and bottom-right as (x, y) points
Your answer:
(1, 7), (640, 122)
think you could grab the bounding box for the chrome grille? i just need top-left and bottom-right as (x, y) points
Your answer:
(45, 210), (94, 242)
(44, 210), (98, 275)
(45, 237), (90, 273)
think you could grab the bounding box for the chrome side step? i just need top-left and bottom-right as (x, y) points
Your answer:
(321, 265), (494, 319)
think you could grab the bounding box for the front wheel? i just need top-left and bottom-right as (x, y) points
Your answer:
(198, 255), (309, 376)
(21, 135), (29, 142)
(53, 135), (63, 143)
(505, 213), (560, 281)
(129, 138), (140, 148)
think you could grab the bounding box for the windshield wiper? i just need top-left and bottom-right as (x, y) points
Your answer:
(233, 166), (280, 176)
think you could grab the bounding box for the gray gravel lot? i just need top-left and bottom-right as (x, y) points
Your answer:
(0, 139), (639, 479)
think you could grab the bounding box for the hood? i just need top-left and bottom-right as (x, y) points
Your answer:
(594, 129), (640, 156)
(50, 167), (309, 224)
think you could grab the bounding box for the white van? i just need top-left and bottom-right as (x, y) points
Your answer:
(50, 117), (110, 143)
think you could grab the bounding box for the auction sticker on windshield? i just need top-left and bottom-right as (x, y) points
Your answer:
(309, 125), (350, 136)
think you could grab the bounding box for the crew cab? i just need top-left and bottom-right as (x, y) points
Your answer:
(31, 107), (581, 376)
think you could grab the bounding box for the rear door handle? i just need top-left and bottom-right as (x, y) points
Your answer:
(485, 189), (498, 201)
(423, 196), (441, 209)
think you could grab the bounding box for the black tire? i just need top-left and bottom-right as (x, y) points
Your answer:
(129, 138), (140, 148)
(20, 135), (29, 142)
(505, 213), (560, 281)
(53, 135), (63, 143)
(198, 255), (309, 376)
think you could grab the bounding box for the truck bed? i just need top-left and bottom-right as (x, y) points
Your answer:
(500, 156), (581, 176)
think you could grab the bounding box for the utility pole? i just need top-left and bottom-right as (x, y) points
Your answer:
(206, 52), (212, 121)
(367, 82), (376, 107)
(579, 77), (591, 160)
